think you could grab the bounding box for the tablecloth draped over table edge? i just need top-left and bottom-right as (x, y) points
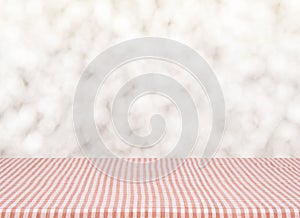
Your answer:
(0, 158), (299, 218)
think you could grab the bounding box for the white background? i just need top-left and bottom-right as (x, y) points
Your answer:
(0, 0), (300, 157)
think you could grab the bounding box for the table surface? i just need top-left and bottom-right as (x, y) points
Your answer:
(0, 158), (299, 218)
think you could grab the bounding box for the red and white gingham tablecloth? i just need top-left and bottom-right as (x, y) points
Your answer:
(0, 158), (299, 218)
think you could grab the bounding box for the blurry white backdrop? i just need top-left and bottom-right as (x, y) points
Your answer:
(0, 0), (300, 157)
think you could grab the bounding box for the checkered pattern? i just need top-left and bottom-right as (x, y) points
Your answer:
(0, 158), (299, 217)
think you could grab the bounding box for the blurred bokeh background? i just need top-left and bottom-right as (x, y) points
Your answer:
(0, 0), (300, 157)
